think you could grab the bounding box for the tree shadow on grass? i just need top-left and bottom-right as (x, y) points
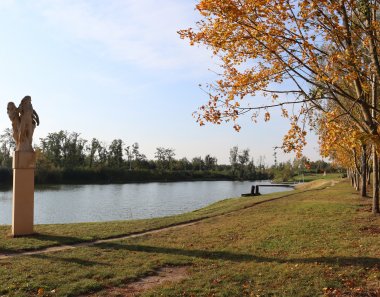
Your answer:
(94, 242), (380, 268)
(0, 247), (17, 254)
(0, 233), (91, 255)
(30, 253), (111, 267)
(31, 233), (90, 245)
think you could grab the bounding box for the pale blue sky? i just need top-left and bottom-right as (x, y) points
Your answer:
(0, 0), (320, 164)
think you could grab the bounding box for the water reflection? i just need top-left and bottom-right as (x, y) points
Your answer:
(0, 181), (293, 225)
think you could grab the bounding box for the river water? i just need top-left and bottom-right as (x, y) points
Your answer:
(0, 180), (292, 225)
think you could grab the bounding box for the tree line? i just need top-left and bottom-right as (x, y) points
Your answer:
(0, 129), (273, 184)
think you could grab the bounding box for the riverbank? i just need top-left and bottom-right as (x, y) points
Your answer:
(1, 179), (379, 296)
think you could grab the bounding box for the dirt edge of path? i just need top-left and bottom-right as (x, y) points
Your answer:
(83, 266), (190, 297)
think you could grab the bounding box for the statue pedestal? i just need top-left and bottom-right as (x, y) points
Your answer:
(12, 151), (35, 237)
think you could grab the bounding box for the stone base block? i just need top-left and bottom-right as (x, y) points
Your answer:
(12, 151), (35, 237)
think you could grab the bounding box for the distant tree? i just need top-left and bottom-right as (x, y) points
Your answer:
(133, 150), (148, 170)
(257, 156), (266, 174)
(313, 160), (330, 174)
(175, 157), (191, 171)
(63, 132), (87, 168)
(165, 148), (176, 170)
(192, 156), (204, 171)
(155, 147), (175, 170)
(247, 158), (256, 178)
(132, 143), (140, 160)
(238, 149), (250, 166)
(204, 154), (217, 170)
(229, 146), (239, 176)
(155, 147), (166, 170)
(40, 130), (67, 168)
(124, 145), (133, 170)
(131, 142), (146, 169)
(0, 128), (15, 167)
(154, 147), (165, 161)
(87, 138), (101, 168)
(108, 139), (124, 168)
(238, 149), (250, 177)
(275, 161), (294, 182)
(39, 130), (87, 169)
(97, 144), (108, 167)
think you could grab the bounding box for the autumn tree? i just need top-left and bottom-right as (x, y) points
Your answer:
(179, 0), (380, 213)
(318, 107), (373, 195)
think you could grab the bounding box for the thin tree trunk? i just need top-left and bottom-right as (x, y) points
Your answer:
(378, 157), (380, 187)
(361, 144), (367, 197)
(372, 73), (379, 213)
(367, 162), (371, 186)
(374, 15), (380, 207)
(367, 149), (372, 186)
(372, 147), (379, 214)
(354, 170), (360, 191)
(353, 148), (361, 192)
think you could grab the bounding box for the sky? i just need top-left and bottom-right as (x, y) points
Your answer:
(0, 0), (321, 165)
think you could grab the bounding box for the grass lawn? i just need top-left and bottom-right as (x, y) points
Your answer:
(293, 173), (343, 183)
(1, 179), (379, 296)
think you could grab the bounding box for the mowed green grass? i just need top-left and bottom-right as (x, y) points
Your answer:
(293, 172), (343, 182)
(1, 180), (380, 296)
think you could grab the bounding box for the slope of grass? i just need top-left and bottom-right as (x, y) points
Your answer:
(1, 179), (379, 297)
(293, 172), (343, 182)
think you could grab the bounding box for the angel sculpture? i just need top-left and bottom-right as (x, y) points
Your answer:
(7, 96), (39, 152)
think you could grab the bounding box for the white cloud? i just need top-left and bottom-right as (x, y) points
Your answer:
(33, 0), (212, 73)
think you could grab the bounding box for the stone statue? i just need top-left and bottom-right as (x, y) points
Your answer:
(7, 96), (39, 152)
(7, 102), (20, 146)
